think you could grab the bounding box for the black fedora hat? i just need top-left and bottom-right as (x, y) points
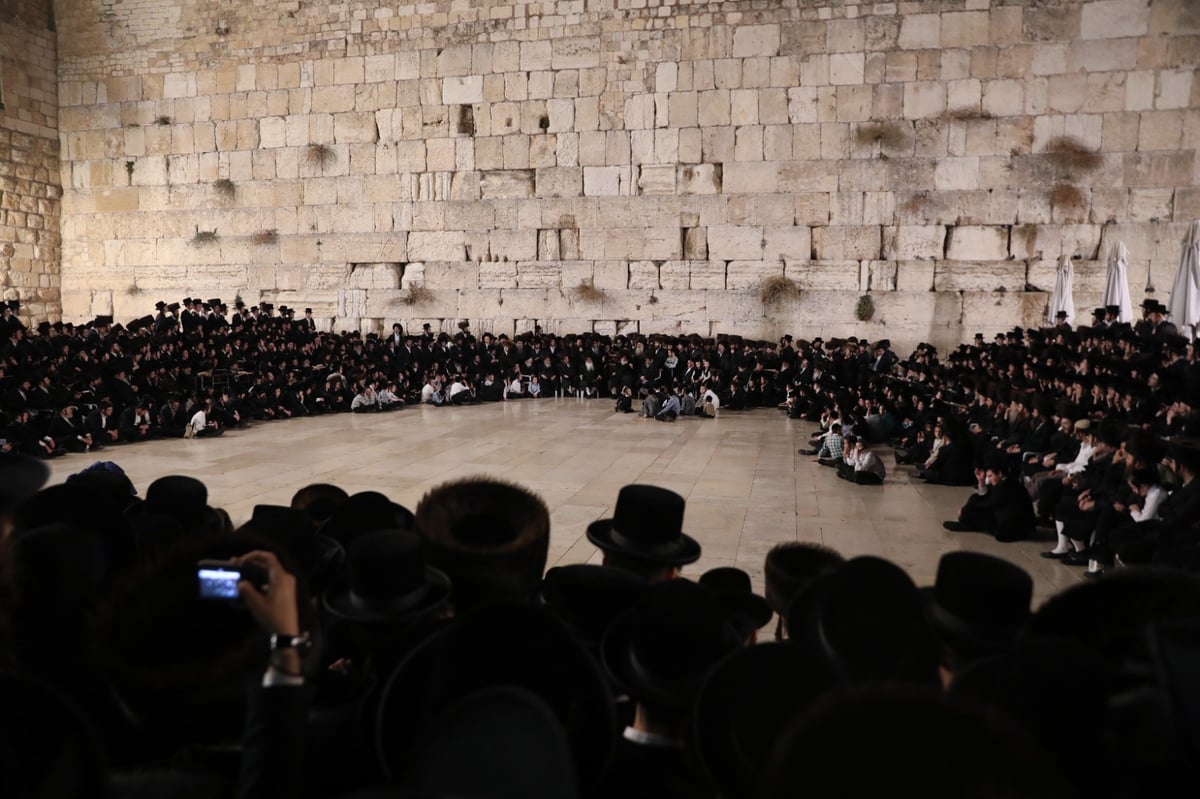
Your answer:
(410, 687), (579, 799)
(787, 556), (939, 685)
(0, 454), (50, 514)
(325, 528), (449, 624)
(538, 564), (646, 653)
(320, 490), (414, 548)
(376, 603), (616, 785)
(587, 484), (700, 567)
(921, 552), (1032, 666)
(694, 643), (841, 798)
(601, 579), (740, 709)
(763, 541), (845, 616)
(699, 566), (772, 638)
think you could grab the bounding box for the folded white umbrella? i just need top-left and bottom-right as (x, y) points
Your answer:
(1103, 241), (1134, 324)
(1167, 220), (1200, 339)
(1047, 255), (1075, 327)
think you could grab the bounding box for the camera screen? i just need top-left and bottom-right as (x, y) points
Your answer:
(198, 567), (242, 600)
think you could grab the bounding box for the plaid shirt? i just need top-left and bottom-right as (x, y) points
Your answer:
(817, 430), (844, 460)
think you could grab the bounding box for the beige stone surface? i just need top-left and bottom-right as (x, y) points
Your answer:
(0, 1), (1177, 345)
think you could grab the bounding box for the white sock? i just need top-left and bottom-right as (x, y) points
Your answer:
(1051, 533), (1071, 554)
(1055, 520), (1065, 534)
(1071, 538), (1086, 552)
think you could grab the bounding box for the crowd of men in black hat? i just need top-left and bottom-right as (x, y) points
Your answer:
(1, 455), (1198, 799)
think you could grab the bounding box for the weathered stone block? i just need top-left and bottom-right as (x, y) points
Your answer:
(479, 263), (518, 289)
(892, 225), (946, 260)
(727, 261), (784, 290)
(785, 260), (861, 290)
(515, 262), (562, 289)
(479, 170), (535, 199)
(945, 226), (1009, 261)
(708, 226), (764, 261)
(764, 226), (812, 261)
(628, 261), (660, 290)
(408, 232), (465, 262)
(813, 226), (881, 260)
(933, 261), (1027, 292)
(346, 262), (402, 290)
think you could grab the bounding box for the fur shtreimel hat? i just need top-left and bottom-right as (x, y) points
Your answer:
(415, 477), (550, 613)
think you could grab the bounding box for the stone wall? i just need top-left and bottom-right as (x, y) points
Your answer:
(0, 0), (60, 325)
(53, 0), (1199, 350)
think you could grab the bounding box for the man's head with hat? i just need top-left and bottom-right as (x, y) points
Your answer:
(699, 566), (772, 644)
(415, 477), (550, 614)
(587, 484), (700, 584)
(922, 551), (1033, 683)
(763, 542), (845, 640)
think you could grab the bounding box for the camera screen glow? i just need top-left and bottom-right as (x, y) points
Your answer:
(198, 568), (241, 599)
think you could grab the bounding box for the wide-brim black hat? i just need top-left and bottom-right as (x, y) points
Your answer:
(601, 579), (740, 709)
(324, 529), (450, 624)
(694, 643), (841, 798)
(538, 564), (646, 652)
(919, 552), (1032, 663)
(376, 604), (616, 785)
(410, 686), (579, 799)
(700, 567), (772, 634)
(0, 454), (50, 514)
(586, 484), (700, 567)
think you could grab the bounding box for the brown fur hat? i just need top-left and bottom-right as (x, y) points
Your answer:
(415, 477), (550, 613)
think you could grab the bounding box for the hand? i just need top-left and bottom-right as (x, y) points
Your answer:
(1113, 502), (1126, 513)
(1129, 505), (1141, 515)
(233, 550), (300, 637)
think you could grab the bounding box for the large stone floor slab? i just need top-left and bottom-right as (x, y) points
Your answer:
(43, 399), (1084, 606)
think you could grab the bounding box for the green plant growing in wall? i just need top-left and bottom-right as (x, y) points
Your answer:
(126, 283), (143, 296)
(304, 143), (336, 171)
(855, 294), (876, 322)
(758, 275), (799, 306)
(213, 178), (237, 200)
(191, 230), (219, 246)
(251, 229), (279, 245)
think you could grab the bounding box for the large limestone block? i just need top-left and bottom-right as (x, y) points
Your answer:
(479, 263), (518, 289)
(764, 226), (812, 262)
(408, 232), (465, 262)
(1026, 259), (1107, 294)
(535, 167), (583, 198)
(723, 162), (780, 194)
(933, 261), (1027, 293)
(592, 261), (629, 290)
(515, 262), (563, 289)
(813, 226), (881, 260)
(489, 230), (538, 262)
(734, 25), (781, 58)
(945, 226), (1009, 261)
(480, 170), (535, 199)
(867, 261), (898, 292)
(420, 262), (479, 290)
(338, 289), (368, 319)
(677, 164), (723, 195)
(896, 260), (936, 292)
(708, 226), (765, 261)
(1081, 0), (1149, 40)
(346, 263), (402, 290)
(659, 262), (690, 291)
(443, 76), (484, 105)
(785, 260), (861, 291)
(688, 262), (726, 290)
(727, 261), (785, 290)
(892, 226), (946, 260)
(624, 261), (658, 291)
(637, 165), (677, 195)
(962, 291), (1048, 332)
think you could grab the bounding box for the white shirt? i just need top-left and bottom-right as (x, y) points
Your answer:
(449, 381), (469, 397)
(1057, 441), (1094, 475)
(421, 383), (440, 403)
(702, 389), (720, 409)
(1131, 485), (1166, 522)
(188, 409), (207, 434)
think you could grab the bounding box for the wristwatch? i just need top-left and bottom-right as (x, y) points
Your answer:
(269, 632), (312, 652)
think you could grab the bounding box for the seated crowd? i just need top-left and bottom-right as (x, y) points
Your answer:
(0, 460), (1197, 799)
(3, 294), (1200, 571)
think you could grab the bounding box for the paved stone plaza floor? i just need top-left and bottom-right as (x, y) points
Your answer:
(43, 399), (1085, 606)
